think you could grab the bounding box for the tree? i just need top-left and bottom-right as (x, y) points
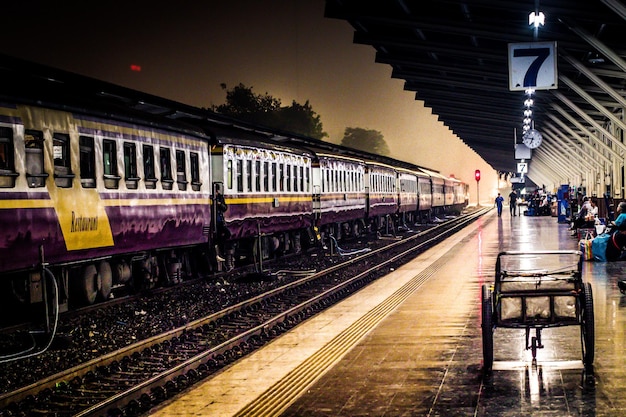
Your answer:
(341, 127), (390, 156)
(275, 100), (326, 139)
(213, 83), (327, 140)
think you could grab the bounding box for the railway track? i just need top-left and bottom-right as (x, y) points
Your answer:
(0, 207), (490, 417)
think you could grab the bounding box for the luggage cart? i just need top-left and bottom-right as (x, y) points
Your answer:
(481, 250), (594, 372)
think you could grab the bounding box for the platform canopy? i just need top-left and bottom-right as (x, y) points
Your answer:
(324, 1), (626, 188)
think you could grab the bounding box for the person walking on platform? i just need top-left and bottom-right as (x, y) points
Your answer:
(495, 193), (504, 217)
(509, 190), (518, 216)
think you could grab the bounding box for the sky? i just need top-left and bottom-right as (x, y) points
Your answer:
(0, 0), (499, 203)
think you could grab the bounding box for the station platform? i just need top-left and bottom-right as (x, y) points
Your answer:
(148, 209), (626, 416)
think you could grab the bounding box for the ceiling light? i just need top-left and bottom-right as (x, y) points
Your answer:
(524, 98), (534, 107)
(529, 11), (545, 28)
(524, 109), (532, 117)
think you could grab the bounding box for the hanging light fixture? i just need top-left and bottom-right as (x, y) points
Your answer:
(528, 11), (545, 28)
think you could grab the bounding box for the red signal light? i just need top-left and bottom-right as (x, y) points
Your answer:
(475, 169), (481, 182)
(130, 64), (142, 72)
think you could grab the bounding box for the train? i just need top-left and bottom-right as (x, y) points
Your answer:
(0, 55), (468, 313)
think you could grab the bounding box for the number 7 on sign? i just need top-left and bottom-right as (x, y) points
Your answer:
(508, 41), (558, 91)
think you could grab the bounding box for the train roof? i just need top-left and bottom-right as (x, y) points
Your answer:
(0, 54), (457, 183)
(210, 133), (315, 158)
(396, 166), (430, 178)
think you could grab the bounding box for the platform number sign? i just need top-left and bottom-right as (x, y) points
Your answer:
(508, 41), (557, 91)
(517, 162), (528, 174)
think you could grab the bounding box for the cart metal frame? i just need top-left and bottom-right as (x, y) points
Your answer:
(481, 250), (594, 372)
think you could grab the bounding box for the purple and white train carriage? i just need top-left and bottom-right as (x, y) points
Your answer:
(0, 100), (214, 306)
(210, 135), (315, 262)
(312, 153), (367, 239)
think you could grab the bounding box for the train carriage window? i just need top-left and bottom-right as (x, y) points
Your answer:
(337, 170), (341, 192)
(255, 160), (261, 192)
(305, 166), (310, 192)
(246, 159), (252, 192)
(324, 169), (328, 193)
(190, 152), (201, 191)
(338, 170), (342, 192)
(79, 136), (96, 188)
(271, 162), (277, 192)
(102, 139), (120, 189)
(263, 161), (269, 192)
(236, 159), (243, 192)
(0, 126), (17, 188)
(124, 142), (139, 190)
(160, 147), (173, 190)
(286, 164), (292, 192)
(176, 150), (187, 191)
(347, 170), (352, 192)
(328, 167), (332, 192)
(300, 166), (304, 193)
(226, 159), (233, 190)
(279, 163), (284, 191)
(143, 144), (157, 189)
(24, 130), (47, 188)
(53, 133), (74, 188)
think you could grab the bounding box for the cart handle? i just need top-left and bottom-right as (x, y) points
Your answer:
(497, 250), (582, 256)
(495, 250), (583, 281)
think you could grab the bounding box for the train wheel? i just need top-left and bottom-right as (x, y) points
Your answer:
(79, 264), (98, 305)
(481, 284), (494, 373)
(581, 282), (595, 366)
(98, 261), (113, 300)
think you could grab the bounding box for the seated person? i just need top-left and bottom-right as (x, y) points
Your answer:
(538, 194), (551, 216)
(571, 197), (595, 235)
(606, 202), (626, 232)
(606, 223), (626, 261)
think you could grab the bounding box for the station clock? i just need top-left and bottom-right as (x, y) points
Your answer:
(522, 129), (543, 149)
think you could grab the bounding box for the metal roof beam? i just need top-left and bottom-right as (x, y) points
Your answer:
(559, 18), (626, 72)
(545, 117), (612, 164)
(535, 144), (579, 178)
(542, 130), (596, 171)
(561, 50), (626, 108)
(550, 97), (625, 156)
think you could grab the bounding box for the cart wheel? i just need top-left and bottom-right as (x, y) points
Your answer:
(581, 282), (595, 366)
(482, 284), (494, 372)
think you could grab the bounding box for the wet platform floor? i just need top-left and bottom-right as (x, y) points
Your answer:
(149, 211), (626, 417)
